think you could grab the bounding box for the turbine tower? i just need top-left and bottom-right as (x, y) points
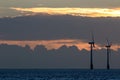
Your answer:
(105, 39), (112, 70)
(88, 33), (95, 70)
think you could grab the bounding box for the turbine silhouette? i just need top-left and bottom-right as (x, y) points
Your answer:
(88, 33), (95, 70)
(105, 39), (112, 70)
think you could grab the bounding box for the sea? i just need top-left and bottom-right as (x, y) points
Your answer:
(0, 69), (119, 80)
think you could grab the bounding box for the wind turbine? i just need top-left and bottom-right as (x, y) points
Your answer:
(105, 39), (112, 70)
(88, 33), (95, 70)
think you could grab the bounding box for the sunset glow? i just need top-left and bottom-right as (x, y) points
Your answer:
(11, 7), (120, 17)
(0, 40), (89, 50)
(0, 40), (119, 51)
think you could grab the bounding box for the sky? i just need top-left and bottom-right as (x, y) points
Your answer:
(0, 0), (120, 50)
(0, 0), (120, 17)
(0, 0), (120, 68)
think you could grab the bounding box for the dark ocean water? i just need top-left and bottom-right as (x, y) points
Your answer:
(0, 69), (120, 80)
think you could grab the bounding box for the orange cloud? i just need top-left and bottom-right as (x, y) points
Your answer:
(11, 7), (120, 17)
(0, 39), (119, 51)
(0, 39), (98, 50)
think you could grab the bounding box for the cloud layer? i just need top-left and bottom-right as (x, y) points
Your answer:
(0, 44), (120, 69)
(0, 14), (120, 50)
(0, 40), (101, 51)
(0, 14), (120, 42)
(11, 7), (120, 17)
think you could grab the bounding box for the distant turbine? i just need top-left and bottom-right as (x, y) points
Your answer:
(88, 33), (95, 70)
(105, 39), (112, 70)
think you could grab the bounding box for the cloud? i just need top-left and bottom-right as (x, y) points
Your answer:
(11, 7), (120, 17)
(0, 39), (119, 51)
(0, 44), (120, 68)
(0, 14), (120, 50)
(0, 40), (90, 51)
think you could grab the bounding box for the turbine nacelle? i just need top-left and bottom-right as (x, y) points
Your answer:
(88, 41), (95, 48)
(105, 45), (111, 48)
(88, 32), (95, 48)
(88, 42), (94, 44)
(105, 39), (112, 48)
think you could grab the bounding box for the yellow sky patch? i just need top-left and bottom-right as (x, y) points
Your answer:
(11, 7), (120, 17)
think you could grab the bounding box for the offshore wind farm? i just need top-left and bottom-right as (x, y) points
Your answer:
(1, 0), (120, 79)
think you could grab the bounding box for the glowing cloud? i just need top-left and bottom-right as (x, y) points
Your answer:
(11, 7), (120, 17)
(0, 39), (119, 51)
(0, 39), (99, 51)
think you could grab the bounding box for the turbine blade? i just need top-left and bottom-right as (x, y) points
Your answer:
(110, 42), (112, 46)
(106, 39), (110, 45)
(91, 32), (95, 42)
(93, 43), (95, 48)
